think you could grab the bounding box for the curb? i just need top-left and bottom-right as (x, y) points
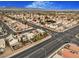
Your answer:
(7, 35), (52, 58)
(48, 43), (70, 58)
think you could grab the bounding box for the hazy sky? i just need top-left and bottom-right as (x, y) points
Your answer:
(0, 1), (79, 10)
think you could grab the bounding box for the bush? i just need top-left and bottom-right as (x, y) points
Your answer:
(31, 32), (48, 42)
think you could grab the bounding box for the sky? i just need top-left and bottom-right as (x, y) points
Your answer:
(0, 1), (79, 10)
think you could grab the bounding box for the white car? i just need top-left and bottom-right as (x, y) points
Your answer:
(0, 39), (5, 53)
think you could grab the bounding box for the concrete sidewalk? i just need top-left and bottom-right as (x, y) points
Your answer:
(0, 35), (51, 58)
(48, 43), (70, 58)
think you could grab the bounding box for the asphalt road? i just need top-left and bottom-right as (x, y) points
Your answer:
(11, 36), (54, 57)
(3, 15), (79, 58)
(11, 36), (65, 58)
(4, 15), (56, 34)
(11, 23), (79, 58)
(0, 20), (15, 38)
(0, 20), (36, 38)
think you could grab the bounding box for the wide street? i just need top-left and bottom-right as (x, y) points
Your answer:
(3, 15), (79, 58)
(0, 14), (79, 58)
(0, 20), (15, 38)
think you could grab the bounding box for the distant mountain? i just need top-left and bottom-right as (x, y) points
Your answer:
(0, 7), (79, 14)
(0, 7), (79, 11)
(0, 7), (45, 10)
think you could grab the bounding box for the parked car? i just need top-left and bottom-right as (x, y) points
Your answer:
(0, 39), (6, 53)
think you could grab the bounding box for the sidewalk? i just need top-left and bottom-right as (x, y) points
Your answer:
(48, 43), (70, 58)
(63, 23), (79, 32)
(28, 21), (79, 32)
(0, 35), (51, 58)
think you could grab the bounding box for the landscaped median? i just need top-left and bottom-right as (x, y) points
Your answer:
(0, 30), (52, 58)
